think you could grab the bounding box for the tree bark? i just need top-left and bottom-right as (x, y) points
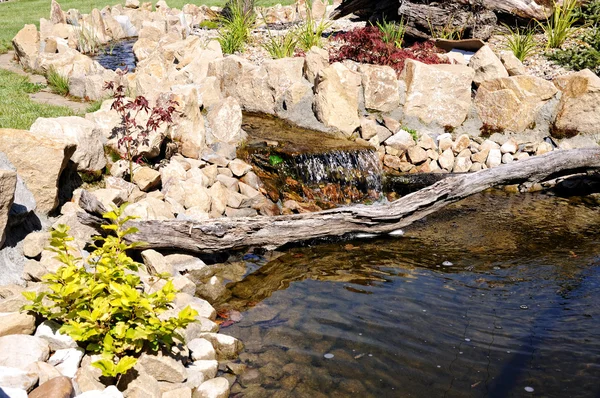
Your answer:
(77, 148), (600, 254)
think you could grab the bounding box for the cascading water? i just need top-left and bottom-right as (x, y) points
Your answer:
(288, 149), (383, 198)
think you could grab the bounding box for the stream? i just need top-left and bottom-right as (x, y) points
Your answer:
(216, 190), (600, 397)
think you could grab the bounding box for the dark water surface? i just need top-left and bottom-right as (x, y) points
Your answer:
(93, 39), (137, 72)
(221, 190), (600, 397)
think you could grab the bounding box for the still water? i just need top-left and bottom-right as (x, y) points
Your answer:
(220, 190), (600, 397)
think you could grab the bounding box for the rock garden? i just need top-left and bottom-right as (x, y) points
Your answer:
(1, 0), (600, 397)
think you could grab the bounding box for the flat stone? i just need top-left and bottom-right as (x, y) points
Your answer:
(0, 312), (36, 337)
(22, 231), (51, 258)
(29, 376), (73, 398)
(407, 146), (427, 164)
(0, 366), (38, 391)
(0, 335), (50, 370)
(228, 159), (252, 177)
(132, 167), (161, 192)
(163, 386), (192, 398)
(139, 352), (187, 383)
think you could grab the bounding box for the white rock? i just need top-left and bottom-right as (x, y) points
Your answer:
(0, 335), (50, 370)
(48, 348), (85, 378)
(35, 320), (78, 351)
(198, 333), (243, 360)
(174, 293), (216, 320)
(76, 385), (124, 398)
(188, 338), (216, 361)
(500, 138), (518, 154)
(138, 353), (187, 383)
(0, 366), (38, 391)
(502, 153), (514, 164)
(486, 148), (502, 168)
(0, 312), (36, 337)
(184, 360), (218, 389)
(194, 377), (230, 398)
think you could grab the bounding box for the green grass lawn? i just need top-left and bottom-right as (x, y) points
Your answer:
(0, 0), (294, 53)
(0, 68), (76, 130)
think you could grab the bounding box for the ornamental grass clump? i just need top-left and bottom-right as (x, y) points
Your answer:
(261, 28), (298, 58)
(46, 66), (70, 96)
(539, 0), (579, 48)
(375, 18), (406, 48)
(23, 204), (198, 378)
(296, 0), (332, 51)
(218, 1), (256, 54)
(504, 24), (537, 61)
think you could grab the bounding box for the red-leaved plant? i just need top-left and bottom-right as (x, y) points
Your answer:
(104, 76), (178, 181)
(330, 26), (447, 75)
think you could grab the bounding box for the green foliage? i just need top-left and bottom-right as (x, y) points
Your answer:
(538, 0), (579, 49)
(0, 39), (11, 55)
(296, 0), (332, 51)
(269, 154), (284, 166)
(46, 66), (70, 96)
(261, 28), (298, 58)
(218, 2), (256, 54)
(403, 127), (418, 142)
(548, 27), (600, 74)
(86, 98), (104, 114)
(22, 205), (198, 377)
(374, 18), (406, 48)
(573, 0), (600, 25)
(503, 24), (537, 61)
(0, 69), (75, 129)
(199, 20), (219, 30)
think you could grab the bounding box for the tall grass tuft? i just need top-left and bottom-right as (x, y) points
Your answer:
(427, 14), (463, 40)
(374, 17), (406, 48)
(539, 0), (579, 49)
(296, 0), (332, 51)
(47, 66), (70, 96)
(261, 29), (298, 58)
(218, 1), (255, 54)
(504, 24), (537, 61)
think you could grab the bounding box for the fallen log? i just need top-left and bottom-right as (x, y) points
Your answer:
(77, 148), (600, 254)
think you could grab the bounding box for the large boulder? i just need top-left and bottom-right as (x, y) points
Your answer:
(164, 85), (206, 159)
(30, 117), (106, 173)
(358, 64), (400, 112)
(264, 57), (305, 107)
(0, 129), (76, 214)
(0, 170), (16, 247)
(206, 97), (245, 146)
(314, 62), (361, 136)
(12, 24), (40, 71)
(552, 69), (600, 137)
(403, 60), (475, 128)
(468, 45), (508, 86)
(475, 75), (558, 132)
(210, 55), (276, 114)
(0, 153), (37, 226)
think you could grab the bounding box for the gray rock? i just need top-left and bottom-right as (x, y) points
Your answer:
(35, 320), (78, 352)
(384, 130), (415, 151)
(185, 360), (218, 389)
(0, 335), (50, 370)
(163, 386), (192, 398)
(138, 353), (187, 383)
(141, 249), (173, 276)
(48, 347), (84, 378)
(121, 371), (161, 398)
(0, 152), (36, 226)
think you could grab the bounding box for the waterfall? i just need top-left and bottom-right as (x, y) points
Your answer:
(288, 149), (383, 197)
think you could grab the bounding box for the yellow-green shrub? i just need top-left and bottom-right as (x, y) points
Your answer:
(23, 204), (198, 377)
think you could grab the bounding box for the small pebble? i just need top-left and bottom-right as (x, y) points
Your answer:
(524, 387), (534, 393)
(442, 261), (453, 267)
(520, 305), (529, 309)
(389, 229), (404, 236)
(465, 338), (471, 342)
(324, 353), (334, 359)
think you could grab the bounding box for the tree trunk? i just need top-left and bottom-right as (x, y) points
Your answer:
(331, 0), (555, 40)
(77, 148), (600, 254)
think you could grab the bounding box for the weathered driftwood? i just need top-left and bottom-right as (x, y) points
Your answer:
(77, 148), (600, 254)
(331, 0), (554, 39)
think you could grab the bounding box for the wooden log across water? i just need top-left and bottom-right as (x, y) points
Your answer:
(77, 148), (600, 254)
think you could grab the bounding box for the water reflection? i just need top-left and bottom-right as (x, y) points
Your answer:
(220, 191), (600, 397)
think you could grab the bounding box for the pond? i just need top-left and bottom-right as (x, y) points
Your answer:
(93, 38), (137, 72)
(218, 189), (600, 397)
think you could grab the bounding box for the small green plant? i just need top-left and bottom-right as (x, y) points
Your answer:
(261, 28), (298, 58)
(296, 0), (332, 51)
(73, 21), (102, 55)
(374, 17), (406, 48)
(504, 24), (537, 61)
(269, 154), (284, 166)
(538, 0), (579, 49)
(22, 205), (198, 378)
(46, 66), (70, 96)
(86, 98), (105, 113)
(403, 127), (418, 142)
(199, 20), (220, 30)
(427, 14), (463, 40)
(0, 39), (12, 55)
(217, 2), (256, 54)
